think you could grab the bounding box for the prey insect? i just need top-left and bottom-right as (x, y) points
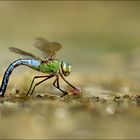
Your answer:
(0, 37), (80, 97)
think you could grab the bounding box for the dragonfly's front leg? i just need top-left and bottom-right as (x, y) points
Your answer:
(26, 75), (50, 96)
(53, 75), (68, 97)
(60, 73), (81, 96)
(60, 73), (77, 89)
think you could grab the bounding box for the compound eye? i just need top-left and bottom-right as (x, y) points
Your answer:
(61, 61), (71, 76)
(68, 65), (71, 72)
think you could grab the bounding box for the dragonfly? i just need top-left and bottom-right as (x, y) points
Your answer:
(0, 37), (80, 97)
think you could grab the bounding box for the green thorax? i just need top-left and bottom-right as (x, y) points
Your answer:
(39, 60), (61, 74)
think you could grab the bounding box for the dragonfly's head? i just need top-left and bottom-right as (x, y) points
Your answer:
(61, 61), (71, 76)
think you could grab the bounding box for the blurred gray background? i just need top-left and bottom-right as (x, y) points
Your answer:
(0, 1), (140, 90)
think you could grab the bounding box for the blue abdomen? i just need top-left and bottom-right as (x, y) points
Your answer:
(0, 58), (41, 96)
(21, 59), (41, 70)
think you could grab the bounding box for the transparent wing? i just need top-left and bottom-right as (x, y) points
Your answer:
(34, 37), (62, 59)
(9, 47), (41, 60)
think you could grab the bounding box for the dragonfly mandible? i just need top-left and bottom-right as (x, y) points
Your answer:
(0, 37), (80, 97)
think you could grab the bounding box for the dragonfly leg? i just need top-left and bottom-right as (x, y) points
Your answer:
(60, 73), (77, 89)
(26, 75), (50, 96)
(29, 75), (54, 95)
(53, 76), (68, 97)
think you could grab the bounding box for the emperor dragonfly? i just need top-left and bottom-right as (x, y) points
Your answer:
(0, 37), (80, 97)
